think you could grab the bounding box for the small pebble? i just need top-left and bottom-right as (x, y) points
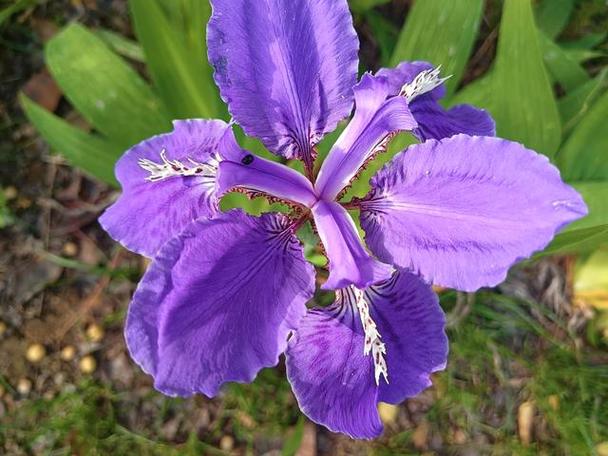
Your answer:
(0, 321), (7, 337)
(60, 345), (76, 361)
(16, 196), (32, 209)
(219, 435), (234, 451)
(4, 186), (17, 200)
(17, 378), (32, 395)
(548, 395), (559, 411)
(378, 403), (398, 423)
(26, 343), (46, 363)
(62, 242), (78, 257)
(79, 355), (97, 374)
(86, 324), (104, 342)
(453, 428), (467, 445)
(597, 442), (608, 456)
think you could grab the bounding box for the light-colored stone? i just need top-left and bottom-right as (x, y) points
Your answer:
(79, 355), (97, 374)
(60, 345), (76, 361)
(219, 435), (234, 451)
(378, 403), (399, 424)
(86, 324), (104, 343)
(26, 343), (46, 363)
(17, 378), (32, 395)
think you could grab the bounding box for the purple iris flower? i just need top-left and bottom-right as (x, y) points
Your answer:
(99, 0), (587, 439)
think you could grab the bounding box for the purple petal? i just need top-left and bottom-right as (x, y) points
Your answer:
(312, 200), (392, 290)
(216, 129), (317, 207)
(370, 272), (448, 403)
(126, 210), (315, 397)
(410, 98), (496, 141)
(376, 61), (495, 140)
(285, 294), (382, 439)
(207, 0), (359, 166)
(285, 270), (447, 439)
(360, 135), (588, 291)
(99, 119), (228, 257)
(315, 74), (417, 201)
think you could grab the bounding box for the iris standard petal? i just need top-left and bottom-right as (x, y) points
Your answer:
(217, 129), (317, 207)
(207, 0), (359, 167)
(125, 210), (315, 397)
(315, 74), (417, 201)
(312, 200), (393, 290)
(285, 271), (447, 439)
(376, 61), (495, 140)
(99, 119), (228, 257)
(360, 135), (588, 291)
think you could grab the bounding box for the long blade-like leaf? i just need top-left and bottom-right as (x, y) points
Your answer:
(450, 0), (562, 159)
(129, 0), (224, 120)
(390, 0), (483, 96)
(541, 33), (589, 93)
(557, 90), (608, 180)
(45, 23), (171, 150)
(21, 94), (121, 186)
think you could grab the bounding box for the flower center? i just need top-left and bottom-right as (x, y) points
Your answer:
(353, 287), (388, 385)
(138, 149), (219, 182)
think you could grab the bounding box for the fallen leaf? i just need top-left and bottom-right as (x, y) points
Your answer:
(22, 69), (62, 112)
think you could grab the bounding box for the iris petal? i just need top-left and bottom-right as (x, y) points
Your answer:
(216, 129), (317, 207)
(312, 200), (393, 290)
(126, 210), (315, 397)
(376, 61), (495, 140)
(361, 135), (588, 291)
(207, 0), (359, 166)
(99, 119), (228, 257)
(286, 271), (447, 439)
(315, 74), (416, 201)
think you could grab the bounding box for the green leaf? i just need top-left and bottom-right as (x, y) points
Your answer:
(281, 416), (305, 456)
(558, 69), (608, 133)
(390, 0), (484, 96)
(451, 0), (562, 159)
(21, 94), (121, 186)
(535, 0), (574, 39)
(541, 33), (589, 92)
(561, 32), (607, 51)
(557, 89), (608, 180)
(95, 29), (145, 62)
(365, 10), (399, 64)
(541, 182), (608, 256)
(45, 23), (171, 150)
(0, 0), (38, 26)
(349, 0), (390, 13)
(129, 0), (224, 119)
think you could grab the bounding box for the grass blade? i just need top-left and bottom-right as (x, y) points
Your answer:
(451, 0), (562, 159)
(557, 89), (608, 180)
(21, 94), (121, 186)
